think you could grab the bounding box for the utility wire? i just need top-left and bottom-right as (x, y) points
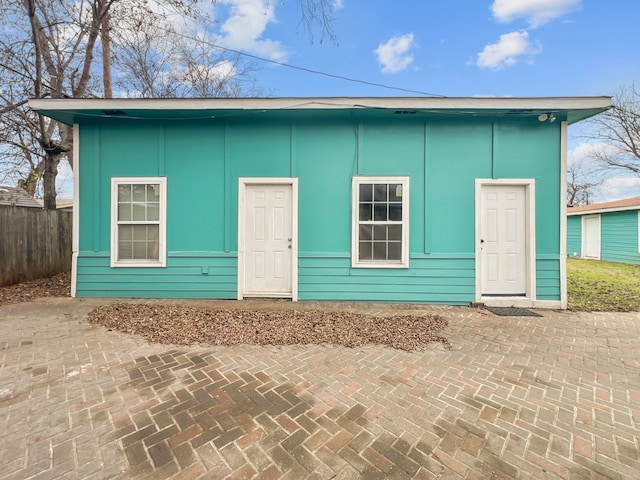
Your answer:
(171, 31), (446, 98)
(0, 61), (57, 96)
(1, 35), (446, 98)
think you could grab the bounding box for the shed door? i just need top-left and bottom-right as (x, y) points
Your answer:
(480, 185), (527, 295)
(242, 184), (293, 297)
(583, 215), (601, 259)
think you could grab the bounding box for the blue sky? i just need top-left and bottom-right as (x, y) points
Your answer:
(57, 0), (640, 201)
(210, 0), (638, 99)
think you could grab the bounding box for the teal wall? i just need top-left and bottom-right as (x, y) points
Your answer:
(568, 210), (640, 264)
(77, 113), (563, 303)
(602, 211), (640, 263)
(567, 215), (582, 257)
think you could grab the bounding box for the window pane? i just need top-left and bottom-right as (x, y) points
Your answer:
(147, 202), (159, 221)
(147, 184), (160, 202)
(359, 184), (373, 202)
(359, 203), (372, 221)
(147, 225), (159, 241)
(147, 242), (159, 260)
(359, 242), (372, 260)
(353, 178), (407, 266)
(132, 203), (146, 221)
(114, 180), (164, 264)
(374, 204), (387, 221)
(118, 203), (131, 221)
(374, 184), (388, 201)
(388, 242), (402, 260)
(132, 225), (148, 241)
(389, 184), (403, 202)
(388, 224), (402, 241)
(118, 241), (133, 260)
(119, 225), (133, 241)
(133, 242), (147, 259)
(118, 184), (132, 202)
(373, 225), (387, 240)
(372, 242), (387, 260)
(359, 224), (372, 241)
(389, 203), (402, 221)
(132, 184), (146, 201)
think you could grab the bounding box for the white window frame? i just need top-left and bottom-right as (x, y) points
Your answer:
(111, 177), (167, 268)
(351, 176), (410, 269)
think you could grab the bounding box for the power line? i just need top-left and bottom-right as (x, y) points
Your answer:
(171, 31), (446, 98)
(1, 34), (446, 99)
(0, 61), (57, 95)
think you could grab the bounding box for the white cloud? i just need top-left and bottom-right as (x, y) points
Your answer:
(567, 142), (640, 202)
(333, 0), (344, 10)
(476, 31), (540, 69)
(599, 176), (640, 202)
(56, 158), (73, 199)
(568, 142), (609, 167)
(374, 33), (415, 74)
(492, 0), (581, 28)
(216, 0), (288, 62)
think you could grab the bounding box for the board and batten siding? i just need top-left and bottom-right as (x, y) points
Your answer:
(76, 113), (562, 303)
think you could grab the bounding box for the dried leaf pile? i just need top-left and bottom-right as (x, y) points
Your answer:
(0, 272), (71, 306)
(88, 304), (451, 351)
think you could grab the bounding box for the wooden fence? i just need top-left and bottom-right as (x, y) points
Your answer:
(0, 205), (72, 287)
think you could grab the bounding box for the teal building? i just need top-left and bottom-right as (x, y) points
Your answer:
(31, 97), (611, 308)
(567, 196), (640, 264)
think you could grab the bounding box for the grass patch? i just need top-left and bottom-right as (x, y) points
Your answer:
(567, 258), (640, 311)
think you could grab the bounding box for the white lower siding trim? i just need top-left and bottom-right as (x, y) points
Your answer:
(481, 296), (562, 309)
(71, 252), (78, 298)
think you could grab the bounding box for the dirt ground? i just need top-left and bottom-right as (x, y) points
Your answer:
(0, 272), (71, 306)
(1, 273), (450, 351)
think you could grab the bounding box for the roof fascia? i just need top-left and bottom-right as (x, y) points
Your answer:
(29, 96), (613, 112)
(567, 205), (640, 216)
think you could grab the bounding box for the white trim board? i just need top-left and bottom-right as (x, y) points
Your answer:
(110, 177), (167, 268)
(559, 121), (568, 308)
(351, 176), (410, 269)
(71, 124), (80, 297)
(475, 178), (537, 306)
(568, 205), (640, 216)
(237, 177), (299, 302)
(29, 96), (613, 113)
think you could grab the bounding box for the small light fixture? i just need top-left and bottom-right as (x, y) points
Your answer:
(538, 112), (557, 123)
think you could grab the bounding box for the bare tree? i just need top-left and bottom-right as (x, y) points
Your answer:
(0, 0), (335, 207)
(586, 84), (640, 175)
(0, 0), (114, 207)
(567, 161), (600, 206)
(111, 15), (263, 99)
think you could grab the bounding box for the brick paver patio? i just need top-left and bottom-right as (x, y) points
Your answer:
(0, 298), (639, 479)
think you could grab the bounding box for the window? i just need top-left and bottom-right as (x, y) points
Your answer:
(111, 177), (166, 267)
(352, 176), (409, 268)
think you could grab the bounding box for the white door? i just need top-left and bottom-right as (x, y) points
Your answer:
(480, 185), (527, 296)
(583, 215), (601, 259)
(242, 183), (293, 297)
